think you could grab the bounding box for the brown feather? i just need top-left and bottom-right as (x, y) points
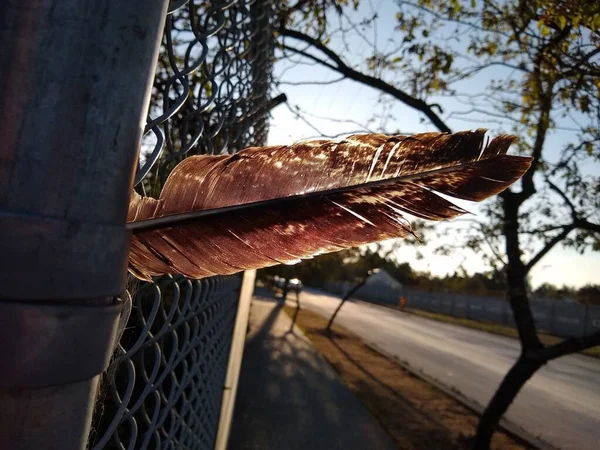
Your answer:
(127, 130), (532, 280)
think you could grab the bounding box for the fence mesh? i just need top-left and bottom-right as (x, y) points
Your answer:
(88, 1), (275, 448)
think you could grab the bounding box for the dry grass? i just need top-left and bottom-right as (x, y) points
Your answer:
(283, 305), (532, 450)
(399, 307), (600, 359)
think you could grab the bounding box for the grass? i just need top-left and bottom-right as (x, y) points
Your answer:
(392, 306), (600, 359)
(283, 304), (533, 450)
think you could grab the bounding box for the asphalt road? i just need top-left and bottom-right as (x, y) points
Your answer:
(298, 288), (600, 450)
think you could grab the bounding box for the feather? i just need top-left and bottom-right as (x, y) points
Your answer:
(127, 129), (532, 280)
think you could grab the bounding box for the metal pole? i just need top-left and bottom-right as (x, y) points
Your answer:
(215, 270), (256, 450)
(0, 1), (168, 449)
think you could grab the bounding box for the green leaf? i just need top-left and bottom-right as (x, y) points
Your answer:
(592, 13), (600, 31)
(585, 142), (593, 156)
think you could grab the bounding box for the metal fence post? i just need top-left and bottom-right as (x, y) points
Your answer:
(0, 1), (168, 449)
(549, 299), (557, 335)
(215, 269), (257, 450)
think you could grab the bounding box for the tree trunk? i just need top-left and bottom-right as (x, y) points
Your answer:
(473, 354), (543, 449)
(502, 194), (542, 349)
(282, 278), (289, 301)
(326, 277), (367, 331)
(473, 194), (546, 448)
(326, 296), (346, 331)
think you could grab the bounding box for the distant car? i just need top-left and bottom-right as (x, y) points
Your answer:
(273, 276), (286, 289)
(287, 278), (303, 292)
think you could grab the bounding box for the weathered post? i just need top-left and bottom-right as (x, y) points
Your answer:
(0, 1), (168, 449)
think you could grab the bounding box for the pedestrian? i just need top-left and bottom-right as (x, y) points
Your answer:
(399, 295), (407, 310)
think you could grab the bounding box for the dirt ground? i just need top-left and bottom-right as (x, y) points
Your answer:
(283, 304), (532, 450)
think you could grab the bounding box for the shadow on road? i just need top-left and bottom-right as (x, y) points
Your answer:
(285, 306), (479, 450)
(229, 298), (396, 450)
(327, 333), (461, 446)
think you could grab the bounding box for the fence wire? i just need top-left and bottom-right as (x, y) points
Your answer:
(137, 0), (275, 192)
(89, 1), (275, 448)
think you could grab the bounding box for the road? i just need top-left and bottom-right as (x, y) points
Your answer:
(297, 288), (600, 450)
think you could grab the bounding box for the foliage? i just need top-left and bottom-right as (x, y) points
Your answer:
(258, 248), (361, 286)
(535, 282), (600, 305)
(258, 249), (600, 303)
(277, 0), (600, 274)
(576, 284), (600, 305)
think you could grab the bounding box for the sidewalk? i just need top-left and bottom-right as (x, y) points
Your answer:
(228, 296), (396, 450)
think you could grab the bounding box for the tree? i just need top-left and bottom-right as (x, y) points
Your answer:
(533, 282), (563, 299)
(258, 247), (361, 287)
(576, 284), (600, 305)
(325, 241), (400, 330)
(325, 268), (377, 331)
(276, 0), (600, 448)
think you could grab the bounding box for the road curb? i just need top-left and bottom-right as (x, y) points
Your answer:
(353, 300), (558, 450)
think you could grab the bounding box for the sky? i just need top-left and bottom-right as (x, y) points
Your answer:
(266, 0), (600, 289)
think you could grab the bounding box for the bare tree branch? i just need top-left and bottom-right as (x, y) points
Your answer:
(520, 224), (574, 234)
(278, 76), (346, 86)
(265, 93), (288, 113)
(576, 220), (600, 234)
(284, 101), (328, 137)
(479, 227), (508, 267)
(283, 102), (370, 139)
(281, 44), (339, 71)
(279, 27), (453, 133)
(514, 26), (573, 203)
(547, 180), (600, 234)
(524, 225), (575, 273)
(547, 180), (578, 219)
(541, 331), (600, 361)
(290, 105), (376, 132)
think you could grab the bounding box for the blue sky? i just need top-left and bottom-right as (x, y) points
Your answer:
(267, 0), (599, 289)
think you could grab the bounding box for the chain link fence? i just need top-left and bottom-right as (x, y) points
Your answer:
(87, 1), (276, 448)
